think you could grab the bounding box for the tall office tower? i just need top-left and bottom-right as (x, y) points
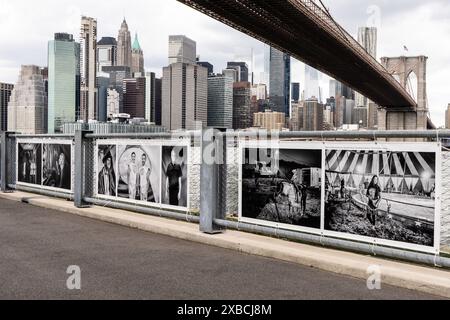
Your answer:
(269, 47), (291, 117)
(197, 61), (214, 76)
(344, 99), (355, 125)
(0, 83), (14, 131)
(304, 65), (321, 101)
(8, 65), (47, 134)
(168, 35), (196, 65)
(79, 16), (98, 122)
(291, 82), (300, 103)
(123, 77), (146, 119)
(232, 82), (252, 130)
(262, 44), (271, 91)
(131, 33), (145, 76)
(154, 78), (162, 126)
(251, 84), (267, 101)
(227, 62), (249, 82)
(323, 106), (334, 129)
(290, 102), (303, 131)
(355, 27), (377, 108)
(107, 88), (120, 118)
(207, 75), (233, 129)
(334, 96), (345, 129)
(445, 104), (450, 129)
(145, 72), (156, 122)
(48, 33), (80, 133)
(102, 66), (131, 113)
(117, 19), (132, 69)
(223, 68), (239, 83)
(254, 110), (286, 131)
(97, 76), (110, 122)
(303, 98), (323, 131)
(97, 37), (117, 74)
(162, 63), (207, 130)
(329, 79), (354, 100)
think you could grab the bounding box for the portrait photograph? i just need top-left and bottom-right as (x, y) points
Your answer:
(17, 143), (42, 186)
(42, 144), (72, 190)
(117, 145), (161, 203)
(97, 145), (117, 197)
(161, 146), (188, 208)
(324, 149), (437, 247)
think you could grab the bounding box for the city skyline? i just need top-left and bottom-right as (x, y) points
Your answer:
(0, 0), (449, 125)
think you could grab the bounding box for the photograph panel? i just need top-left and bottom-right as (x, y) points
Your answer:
(42, 144), (72, 190)
(324, 149), (436, 247)
(117, 145), (161, 203)
(97, 145), (117, 197)
(161, 146), (188, 208)
(18, 143), (42, 186)
(241, 148), (323, 230)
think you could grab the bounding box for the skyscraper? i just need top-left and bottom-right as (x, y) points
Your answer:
(154, 78), (162, 126)
(291, 82), (300, 103)
(269, 47), (290, 117)
(79, 16), (98, 122)
(303, 98), (323, 131)
(48, 33), (80, 133)
(355, 27), (377, 108)
(168, 35), (196, 65)
(207, 75), (233, 129)
(0, 82), (13, 132)
(446, 104), (450, 129)
(162, 63), (208, 130)
(145, 72), (156, 122)
(97, 37), (117, 74)
(117, 19), (132, 70)
(304, 65), (320, 101)
(123, 77), (146, 119)
(233, 82), (252, 130)
(131, 33), (145, 76)
(102, 66), (131, 113)
(227, 62), (249, 82)
(8, 65), (47, 134)
(254, 110), (286, 131)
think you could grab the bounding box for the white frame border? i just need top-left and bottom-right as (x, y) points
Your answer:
(94, 139), (191, 213)
(238, 140), (325, 237)
(16, 138), (74, 194)
(238, 139), (442, 255)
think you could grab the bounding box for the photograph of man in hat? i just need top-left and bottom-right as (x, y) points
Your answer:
(98, 151), (116, 196)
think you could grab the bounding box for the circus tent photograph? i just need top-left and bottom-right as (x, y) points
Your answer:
(324, 149), (437, 247)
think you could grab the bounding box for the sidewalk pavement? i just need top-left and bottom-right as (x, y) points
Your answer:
(1, 191), (449, 299)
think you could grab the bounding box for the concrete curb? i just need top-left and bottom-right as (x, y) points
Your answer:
(1, 191), (450, 299)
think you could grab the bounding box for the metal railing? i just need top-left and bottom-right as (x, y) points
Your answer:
(1, 129), (450, 269)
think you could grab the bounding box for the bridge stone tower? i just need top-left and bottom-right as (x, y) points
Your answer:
(378, 56), (428, 132)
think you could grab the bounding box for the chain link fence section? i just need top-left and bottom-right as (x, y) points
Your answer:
(225, 137), (239, 217)
(441, 151), (450, 250)
(84, 139), (96, 198)
(188, 140), (201, 214)
(6, 135), (16, 187)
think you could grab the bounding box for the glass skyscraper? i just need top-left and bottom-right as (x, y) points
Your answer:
(48, 33), (80, 133)
(269, 47), (291, 118)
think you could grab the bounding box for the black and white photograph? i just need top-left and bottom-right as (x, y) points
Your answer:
(117, 145), (161, 203)
(161, 146), (188, 208)
(325, 149), (437, 247)
(17, 143), (42, 185)
(97, 145), (117, 197)
(241, 147), (322, 230)
(42, 144), (72, 190)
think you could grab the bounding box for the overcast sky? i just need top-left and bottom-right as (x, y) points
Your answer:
(0, 0), (449, 126)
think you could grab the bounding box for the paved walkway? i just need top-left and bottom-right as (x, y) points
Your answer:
(0, 198), (443, 300)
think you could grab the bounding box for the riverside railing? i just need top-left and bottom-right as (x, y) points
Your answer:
(1, 129), (450, 269)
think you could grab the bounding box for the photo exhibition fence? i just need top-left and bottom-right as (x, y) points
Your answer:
(1, 130), (450, 267)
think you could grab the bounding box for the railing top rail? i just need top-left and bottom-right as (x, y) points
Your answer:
(85, 131), (201, 139)
(11, 134), (75, 139)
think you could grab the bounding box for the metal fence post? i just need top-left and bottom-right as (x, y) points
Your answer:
(1, 132), (16, 193)
(74, 130), (92, 208)
(0, 132), (7, 192)
(200, 128), (226, 234)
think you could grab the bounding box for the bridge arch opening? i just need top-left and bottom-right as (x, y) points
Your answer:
(406, 71), (418, 103)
